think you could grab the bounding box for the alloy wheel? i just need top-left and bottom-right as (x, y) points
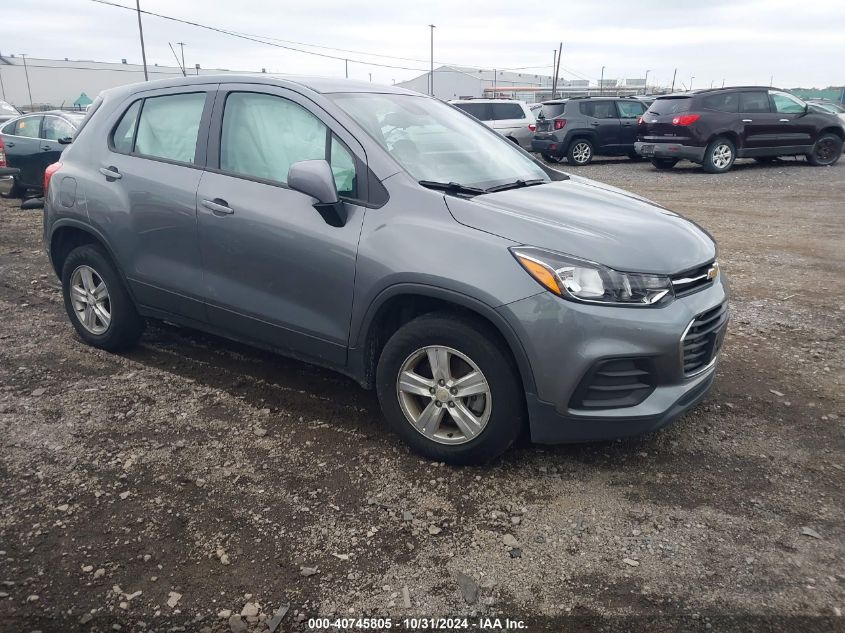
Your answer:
(396, 345), (492, 445)
(815, 138), (837, 163)
(711, 143), (733, 169)
(69, 265), (111, 335)
(572, 142), (592, 164)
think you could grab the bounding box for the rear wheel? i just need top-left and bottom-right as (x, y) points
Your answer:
(542, 152), (562, 163)
(376, 313), (524, 464)
(651, 158), (678, 170)
(806, 133), (842, 166)
(61, 244), (145, 351)
(702, 137), (736, 173)
(567, 139), (594, 165)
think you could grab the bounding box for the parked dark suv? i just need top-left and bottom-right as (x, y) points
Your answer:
(635, 87), (844, 173)
(531, 97), (648, 165)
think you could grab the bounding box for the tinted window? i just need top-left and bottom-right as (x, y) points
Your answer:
(770, 91), (805, 114)
(490, 103), (526, 120)
(540, 103), (566, 119)
(700, 92), (739, 112)
(134, 92), (206, 163)
(739, 91), (770, 113)
(221, 92), (327, 185)
(453, 102), (490, 120)
(580, 101), (617, 119)
(647, 97), (691, 115)
(1, 120), (17, 135)
(42, 117), (75, 141)
(14, 116), (43, 139)
(616, 100), (646, 118)
(112, 100), (141, 153)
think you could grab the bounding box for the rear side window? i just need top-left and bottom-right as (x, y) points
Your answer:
(540, 103), (566, 119)
(1, 120), (17, 135)
(15, 116), (43, 139)
(616, 100), (646, 118)
(134, 92), (206, 163)
(700, 92), (739, 112)
(453, 102), (490, 120)
(490, 103), (526, 120)
(220, 92), (357, 198)
(112, 100), (141, 153)
(580, 101), (617, 119)
(647, 97), (691, 115)
(739, 91), (770, 113)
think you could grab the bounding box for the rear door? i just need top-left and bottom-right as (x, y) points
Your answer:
(196, 85), (368, 365)
(738, 90), (780, 150)
(580, 100), (620, 150)
(769, 91), (814, 149)
(4, 115), (43, 187)
(615, 100), (646, 147)
(452, 102), (492, 126)
(490, 102), (533, 146)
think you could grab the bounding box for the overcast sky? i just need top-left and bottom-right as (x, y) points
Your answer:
(1, 0), (843, 89)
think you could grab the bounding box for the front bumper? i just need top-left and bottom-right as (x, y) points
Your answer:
(497, 279), (728, 443)
(635, 141), (706, 163)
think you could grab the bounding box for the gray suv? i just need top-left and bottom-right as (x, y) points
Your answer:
(43, 75), (728, 464)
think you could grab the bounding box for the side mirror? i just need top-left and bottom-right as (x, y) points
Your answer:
(287, 160), (347, 227)
(58, 136), (73, 145)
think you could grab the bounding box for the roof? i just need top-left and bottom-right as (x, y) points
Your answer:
(541, 96), (621, 104)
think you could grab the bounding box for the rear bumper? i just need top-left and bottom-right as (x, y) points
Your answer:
(0, 176), (14, 197)
(636, 141), (706, 163)
(531, 138), (560, 155)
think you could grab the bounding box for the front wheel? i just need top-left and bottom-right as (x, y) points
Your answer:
(702, 137), (736, 173)
(567, 139), (594, 165)
(376, 313), (524, 464)
(651, 158), (679, 170)
(806, 133), (843, 166)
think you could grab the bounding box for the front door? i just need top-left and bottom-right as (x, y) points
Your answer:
(615, 100), (647, 148)
(4, 115), (43, 188)
(769, 90), (815, 149)
(739, 90), (781, 151)
(196, 86), (366, 366)
(580, 100), (621, 151)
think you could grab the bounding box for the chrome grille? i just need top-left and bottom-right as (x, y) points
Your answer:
(671, 261), (717, 297)
(681, 302), (728, 376)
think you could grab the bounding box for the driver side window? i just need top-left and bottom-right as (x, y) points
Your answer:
(770, 92), (805, 114)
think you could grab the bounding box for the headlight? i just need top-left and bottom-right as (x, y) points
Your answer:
(511, 246), (673, 306)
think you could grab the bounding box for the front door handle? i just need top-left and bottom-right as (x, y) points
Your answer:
(202, 198), (234, 216)
(41, 145), (52, 151)
(779, 118), (789, 122)
(99, 166), (122, 180)
(590, 121), (600, 126)
(6, 141), (15, 147)
(741, 119), (753, 123)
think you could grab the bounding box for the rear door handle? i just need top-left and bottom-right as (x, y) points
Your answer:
(41, 145), (52, 151)
(99, 166), (122, 180)
(202, 198), (234, 215)
(779, 118), (789, 122)
(590, 121), (600, 126)
(6, 141), (15, 147)
(741, 119), (753, 122)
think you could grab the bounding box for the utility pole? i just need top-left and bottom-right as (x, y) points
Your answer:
(135, 0), (149, 80)
(345, 59), (348, 79)
(169, 43), (186, 76)
(690, 76), (695, 90)
(554, 42), (562, 98)
(551, 49), (556, 96)
(670, 68), (677, 92)
(644, 69), (650, 94)
(178, 42), (186, 76)
(368, 72), (372, 82)
(428, 24), (435, 97)
(20, 54), (33, 108)
(0, 66), (6, 101)
(600, 66), (605, 95)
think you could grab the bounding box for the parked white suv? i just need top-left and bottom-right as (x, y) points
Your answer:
(450, 99), (536, 150)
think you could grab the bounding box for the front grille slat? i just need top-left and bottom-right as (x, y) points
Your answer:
(682, 302), (728, 376)
(671, 261), (718, 297)
(570, 358), (656, 410)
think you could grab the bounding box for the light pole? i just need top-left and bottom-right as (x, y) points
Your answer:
(135, 0), (149, 81)
(178, 42), (186, 77)
(644, 69), (650, 94)
(428, 24), (436, 97)
(689, 76), (695, 90)
(600, 66), (605, 95)
(20, 53), (33, 108)
(345, 59), (348, 79)
(671, 68), (677, 92)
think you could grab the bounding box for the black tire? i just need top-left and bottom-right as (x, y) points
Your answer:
(651, 158), (678, 170)
(702, 136), (736, 173)
(628, 151), (644, 161)
(61, 244), (144, 351)
(542, 152), (562, 163)
(376, 313), (525, 465)
(806, 133), (843, 166)
(566, 138), (594, 165)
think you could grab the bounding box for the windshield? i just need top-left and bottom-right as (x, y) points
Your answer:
(329, 93), (548, 190)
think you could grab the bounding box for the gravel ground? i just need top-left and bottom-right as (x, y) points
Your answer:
(0, 156), (843, 633)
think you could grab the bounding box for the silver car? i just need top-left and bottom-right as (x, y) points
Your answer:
(450, 99), (537, 150)
(43, 75), (727, 464)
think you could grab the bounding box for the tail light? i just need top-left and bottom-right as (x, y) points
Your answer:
(553, 119), (567, 130)
(0, 137), (6, 167)
(672, 114), (701, 126)
(528, 123), (536, 132)
(637, 116), (643, 125)
(44, 161), (62, 194)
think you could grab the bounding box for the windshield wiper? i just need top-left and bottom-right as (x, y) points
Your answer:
(418, 180), (486, 197)
(485, 179), (547, 194)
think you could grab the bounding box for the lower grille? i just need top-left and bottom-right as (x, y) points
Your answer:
(681, 302), (728, 375)
(570, 358), (655, 410)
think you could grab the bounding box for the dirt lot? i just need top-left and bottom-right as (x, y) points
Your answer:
(1, 156), (843, 633)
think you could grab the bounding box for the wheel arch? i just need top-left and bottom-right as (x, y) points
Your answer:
(49, 220), (128, 288)
(348, 284), (537, 396)
(819, 126), (844, 142)
(708, 130), (740, 150)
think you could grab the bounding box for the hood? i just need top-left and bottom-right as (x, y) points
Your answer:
(445, 176), (715, 274)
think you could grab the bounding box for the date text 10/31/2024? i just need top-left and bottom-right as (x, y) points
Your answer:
(307, 617), (528, 630)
